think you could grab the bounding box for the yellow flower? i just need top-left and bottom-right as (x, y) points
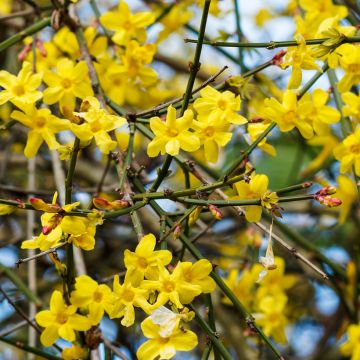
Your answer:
(62, 345), (87, 360)
(299, 89), (340, 135)
(334, 127), (360, 176)
(71, 96), (127, 154)
(43, 58), (93, 112)
(147, 105), (200, 157)
(335, 175), (358, 224)
(254, 257), (297, 299)
(149, 306), (194, 338)
(337, 44), (360, 93)
(255, 294), (289, 344)
(193, 86), (247, 125)
(0, 61), (42, 109)
(192, 113), (232, 163)
(137, 317), (197, 360)
(158, 4), (193, 42)
(281, 34), (321, 89)
(255, 8), (272, 27)
(100, 0), (155, 46)
(35, 290), (91, 346)
(233, 174), (272, 222)
(53, 27), (107, 61)
(263, 90), (314, 139)
(301, 134), (339, 176)
(342, 92), (360, 121)
(10, 105), (69, 158)
(340, 323), (360, 359)
(22, 194), (98, 251)
(114, 40), (158, 87)
(247, 122), (276, 156)
(124, 233), (172, 284)
(177, 259), (216, 298)
(141, 263), (202, 309)
(222, 268), (257, 309)
(70, 275), (114, 325)
(109, 274), (152, 327)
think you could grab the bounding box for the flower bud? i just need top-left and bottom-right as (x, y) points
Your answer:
(29, 197), (61, 213)
(42, 214), (62, 235)
(315, 195), (342, 207)
(208, 204), (223, 220)
(173, 224), (182, 239)
(93, 197), (129, 211)
(316, 186), (337, 196)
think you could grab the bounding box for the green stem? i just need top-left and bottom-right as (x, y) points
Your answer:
(275, 182), (312, 195)
(234, 0), (246, 73)
(118, 122), (135, 191)
(189, 304), (233, 360)
(148, 154), (173, 193)
(0, 337), (62, 360)
(64, 138), (81, 301)
(0, 17), (51, 52)
(133, 172), (248, 201)
(181, 0), (211, 115)
(185, 24), (239, 64)
(176, 194), (314, 207)
(184, 35), (360, 49)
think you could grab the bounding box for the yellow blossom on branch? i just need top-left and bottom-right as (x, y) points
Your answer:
(233, 174), (276, 222)
(299, 89), (340, 135)
(192, 113), (232, 163)
(333, 127), (360, 176)
(147, 105), (200, 157)
(281, 34), (322, 89)
(141, 263), (202, 309)
(10, 105), (70, 158)
(70, 275), (114, 325)
(43, 58), (93, 112)
(263, 90), (314, 139)
(137, 316), (197, 360)
(193, 85), (248, 125)
(124, 233), (172, 284)
(35, 290), (91, 346)
(109, 274), (152, 327)
(71, 96), (127, 154)
(342, 91), (360, 121)
(100, 0), (155, 46)
(0, 61), (42, 109)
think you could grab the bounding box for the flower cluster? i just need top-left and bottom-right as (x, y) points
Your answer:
(147, 85), (247, 162)
(36, 233), (216, 359)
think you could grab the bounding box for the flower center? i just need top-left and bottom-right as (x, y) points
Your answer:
(283, 111), (296, 123)
(62, 78), (72, 89)
(138, 257), (148, 269)
(13, 84), (25, 96)
(350, 144), (360, 155)
(217, 99), (227, 111)
(90, 121), (102, 133)
(93, 290), (103, 303)
(123, 20), (132, 31)
(167, 128), (179, 137)
(122, 289), (135, 302)
(34, 116), (46, 128)
(56, 313), (68, 325)
(163, 280), (175, 293)
(204, 126), (215, 137)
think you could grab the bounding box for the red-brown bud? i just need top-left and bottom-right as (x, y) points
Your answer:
(93, 197), (129, 211)
(208, 204), (223, 220)
(29, 198), (61, 213)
